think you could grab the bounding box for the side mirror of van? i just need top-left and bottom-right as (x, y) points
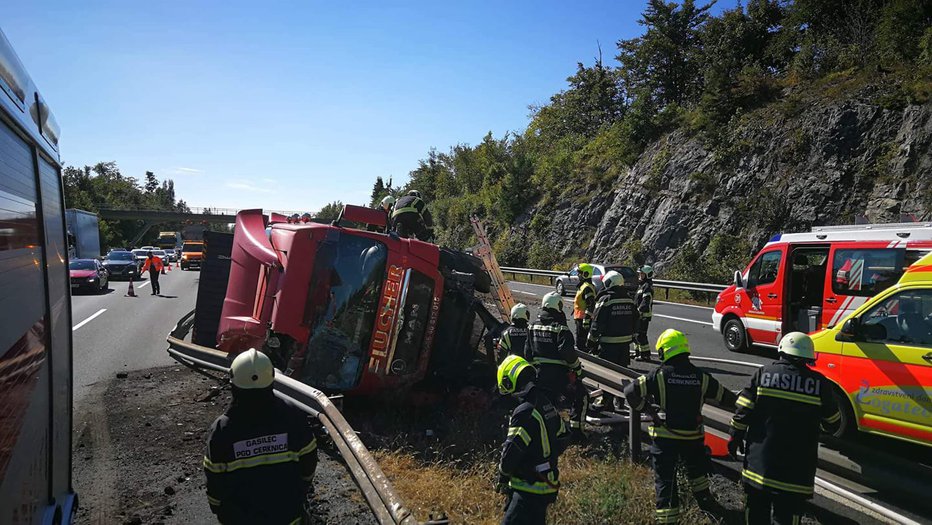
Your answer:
(734, 271), (744, 289)
(835, 318), (860, 342)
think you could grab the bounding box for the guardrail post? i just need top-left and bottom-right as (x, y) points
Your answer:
(629, 404), (641, 462)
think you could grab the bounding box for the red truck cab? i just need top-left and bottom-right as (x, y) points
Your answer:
(213, 207), (495, 395)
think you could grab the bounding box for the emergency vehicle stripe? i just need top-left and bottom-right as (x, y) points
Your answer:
(531, 409), (551, 458)
(657, 371), (667, 411)
(757, 387), (821, 406)
(508, 426), (532, 446)
(736, 395), (755, 409)
(600, 335), (634, 343)
(730, 418), (748, 431)
(823, 411), (842, 424)
(742, 469), (813, 495)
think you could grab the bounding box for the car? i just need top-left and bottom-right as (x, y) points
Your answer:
(69, 258), (109, 293)
(140, 245), (156, 251)
(809, 251), (932, 447)
(101, 250), (139, 280)
(132, 249), (149, 266)
(152, 249), (169, 265)
(164, 249), (178, 262)
(554, 263), (637, 296)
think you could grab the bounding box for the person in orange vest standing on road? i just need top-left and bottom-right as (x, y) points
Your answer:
(141, 251), (163, 296)
(572, 263), (597, 352)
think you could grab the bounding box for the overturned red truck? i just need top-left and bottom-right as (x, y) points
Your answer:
(195, 205), (501, 395)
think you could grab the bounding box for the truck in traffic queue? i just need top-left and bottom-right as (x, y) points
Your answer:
(713, 222), (932, 352)
(808, 251), (932, 447)
(0, 27), (76, 524)
(156, 230), (182, 250)
(194, 206), (501, 395)
(65, 208), (100, 259)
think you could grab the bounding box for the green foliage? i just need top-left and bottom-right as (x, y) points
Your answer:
(668, 233), (753, 285)
(62, 162), (188, 251)
(315, 200), (344, 222)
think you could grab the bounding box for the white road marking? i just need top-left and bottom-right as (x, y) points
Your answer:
(654, 300), (714, 311)
(137, 281), (150, 288)
(653, 313), (713, 327)
(73, 308), (106, 331)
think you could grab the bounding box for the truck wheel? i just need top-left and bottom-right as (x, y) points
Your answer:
(830, 386), (857, 439)
(723, 317), (748, 352)
(439, 249), (492, 294)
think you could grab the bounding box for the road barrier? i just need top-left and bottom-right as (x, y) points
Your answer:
(499, 266), (727, 302)
(577, 351), (930, 525)
(165, 310), (447, 525)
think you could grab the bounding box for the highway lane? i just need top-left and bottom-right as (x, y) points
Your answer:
(71, 267), (199, 406)
(507, 280), (775, 391)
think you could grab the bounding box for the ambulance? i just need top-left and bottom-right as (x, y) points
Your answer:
(712, 223), (932, 352)
(810, 251), (932, 446)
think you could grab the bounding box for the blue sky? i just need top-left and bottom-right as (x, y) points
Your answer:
(6, 1), (736, 213)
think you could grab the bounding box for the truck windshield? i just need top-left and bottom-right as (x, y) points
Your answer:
(300, 234), (387, 391)
(182, 243), (202, 252)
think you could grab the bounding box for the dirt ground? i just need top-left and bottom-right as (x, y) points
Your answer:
(72, 366), (375, 525)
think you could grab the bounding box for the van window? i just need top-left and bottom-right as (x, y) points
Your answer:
(861, 290), (932, 348)
(748, 251), (781, 287)
(832, 249), (904, 297)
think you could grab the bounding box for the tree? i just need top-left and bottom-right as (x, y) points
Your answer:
(315, 201), (344, 222)
(617, 0), (713, 108)
(145, 171), (158, 193)
(370, 176), (386, 207)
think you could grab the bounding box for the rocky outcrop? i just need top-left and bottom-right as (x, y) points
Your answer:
(545, 94), (932, 274)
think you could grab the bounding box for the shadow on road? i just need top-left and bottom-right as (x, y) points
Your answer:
(156, 295), (179, 299)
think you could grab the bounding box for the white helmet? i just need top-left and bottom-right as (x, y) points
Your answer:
(602, 270), (624, 290)
(778, 332), (815, 361)
(541, 291), (563, 312)
(408, 189), (422, 198)
(510, 303), (530, 322)
(380, 195), (396, 211)
(230, 348), (275, 389)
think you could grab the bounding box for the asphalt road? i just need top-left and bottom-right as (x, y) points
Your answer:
(507, 280), (776, 391)
(70, 266), (198, 406)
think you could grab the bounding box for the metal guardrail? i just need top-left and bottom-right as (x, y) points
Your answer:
(165, 310), (441, 525)
(499, 266), (728, 296)
(577, 351), (931, 525)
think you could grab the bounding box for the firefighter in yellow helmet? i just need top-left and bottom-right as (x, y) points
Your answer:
(496, 355), (569, 525)
(204, 349), (318, 524)
(623, 330), (737, 523)
(729, 332), (841, 525)
(572, 263), (597, 352)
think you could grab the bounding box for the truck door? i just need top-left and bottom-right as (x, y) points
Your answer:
(745, 248), (784, 346)
(824, 242), (905, 328)
(841, 289), (932, 444)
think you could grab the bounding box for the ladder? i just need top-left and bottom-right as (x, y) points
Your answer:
(469, 215), (515, 319)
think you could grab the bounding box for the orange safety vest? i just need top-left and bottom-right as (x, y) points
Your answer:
(142, 257), (164, 274)
(573, 281), (596, 320)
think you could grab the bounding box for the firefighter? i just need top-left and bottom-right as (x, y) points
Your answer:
(141, 251), (164, 295)
(634, 265), (654, 360)
(496, 355), (570, 525)
(369, 195), (396, 233)
(572, 263), (597, 352)
(526, 292), (588, 439)
(497, 303), (531, 362)
(623, 329), (737, 524)
(587, 270), (637, 412)
(203, 349), (319, 525)
(729, 332), (841, 525)
(391, 189), (433, 241)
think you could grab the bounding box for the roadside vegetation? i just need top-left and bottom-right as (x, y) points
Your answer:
(367, 0), (932, 284)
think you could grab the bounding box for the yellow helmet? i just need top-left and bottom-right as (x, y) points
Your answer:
(656, 329), (690, 361)
(230, 348), (275, 389)
(578, 263), (594, 279)
(497, 354), (534, 394)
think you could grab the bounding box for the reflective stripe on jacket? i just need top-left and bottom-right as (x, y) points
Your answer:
(636, 281), (653, 319)
(500, 385), (569, 496)
(573, 280), (596, 320)
(587, 289), (637, 346)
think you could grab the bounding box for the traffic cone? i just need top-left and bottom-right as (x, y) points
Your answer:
(126, 277), (137, 297)
(166, 262), (172, 272)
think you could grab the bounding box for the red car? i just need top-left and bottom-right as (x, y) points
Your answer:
(69, 258), (109, 294)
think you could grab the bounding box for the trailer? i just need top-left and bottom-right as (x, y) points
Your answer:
(64, 208), (100, 259)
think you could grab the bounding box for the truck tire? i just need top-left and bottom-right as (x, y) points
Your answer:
(440, 249), (492, 294)
(723, 317), (749, 353)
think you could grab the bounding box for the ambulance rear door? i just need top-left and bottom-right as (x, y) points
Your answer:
(824, 242), (906, 328)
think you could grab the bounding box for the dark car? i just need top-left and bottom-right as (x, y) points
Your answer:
(69, 258), (109, 294)
(102, 250), (139, 280)
(555, 263), (637, 296)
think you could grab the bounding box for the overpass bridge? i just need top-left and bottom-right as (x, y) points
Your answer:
(97, 207), (309, 246)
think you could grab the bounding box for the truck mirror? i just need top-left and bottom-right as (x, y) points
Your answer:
(734, 271), (744, 289)
(835, 318), (860, 342)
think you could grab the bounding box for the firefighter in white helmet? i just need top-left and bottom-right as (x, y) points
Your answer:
(204, 349), (319, 524)
(730, 332), (841, 524)
(497, 303), (531, 361)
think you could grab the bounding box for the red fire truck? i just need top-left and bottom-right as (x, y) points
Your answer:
(198, 206), (500, 395)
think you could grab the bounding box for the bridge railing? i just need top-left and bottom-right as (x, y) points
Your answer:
(96, 205), (310, 217)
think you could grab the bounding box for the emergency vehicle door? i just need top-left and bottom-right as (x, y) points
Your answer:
(824, 243), (905, 329)
(745, 248), (784, 346)
(841, 289), (932, 443)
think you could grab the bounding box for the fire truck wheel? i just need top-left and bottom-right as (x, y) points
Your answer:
(440, 249), (492, 294)
(722, 317), (748, 352)
(830, 385), (856, 438)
